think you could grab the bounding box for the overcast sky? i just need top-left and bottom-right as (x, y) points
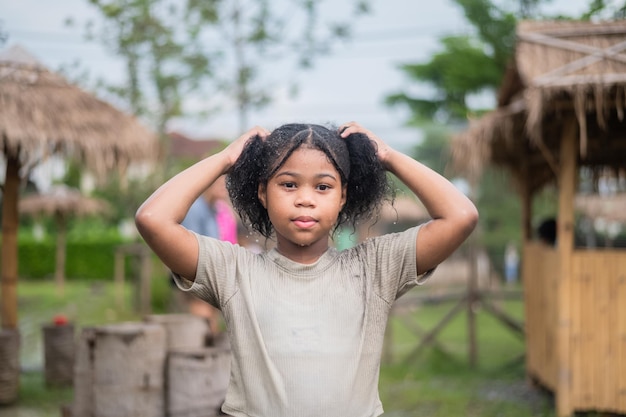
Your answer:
(2, 0), (591, 152)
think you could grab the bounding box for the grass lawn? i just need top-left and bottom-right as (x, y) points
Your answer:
(379, 292), (555, 416)
(5, 280), (558, 416)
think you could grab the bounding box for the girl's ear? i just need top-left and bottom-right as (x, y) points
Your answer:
(258, 184), (267, 208)
(340, 185), (347, 209)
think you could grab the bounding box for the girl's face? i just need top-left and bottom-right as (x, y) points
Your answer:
(258, 147), (346, 263)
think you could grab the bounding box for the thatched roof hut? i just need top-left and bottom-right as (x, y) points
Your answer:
(453, 20), (626, 194)
(20, 186), (111, 294)
(0, 44), (159, 331)
(0, 44), (159, 175)
(451, 20), (626, 417)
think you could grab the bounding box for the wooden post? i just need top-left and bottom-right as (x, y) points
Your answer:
(114, 248), (125, 308)
(140, 249), (152, 315)
(1, 156), (20, 329)
(519, 156), (533, 242)
(54, 213), (67, 296)
(556, 119), (577, 417)
(467, 233), (478, 368)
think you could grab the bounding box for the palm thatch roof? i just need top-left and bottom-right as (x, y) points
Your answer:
(452, 20), (626, 194)
(0, 44), (159, 175)
(0, 44), (159, 330)
(19, 186), (111, 295)
(19, 185), (110, 218)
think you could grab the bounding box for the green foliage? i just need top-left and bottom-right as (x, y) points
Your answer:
(411, 124), (455, 175)
(16, 372), (73, 412)
(386, 0), (526, 124)
(92, 173), (160, 224)
(150, 269), (172, 314)
(17, 237), (127, 280)
(84, 0), (215, 130)
(580, 0), (626, 19)
(475, 167), (522, 275)
(389, 36), (503, 123)
(453, 0), (518, 70)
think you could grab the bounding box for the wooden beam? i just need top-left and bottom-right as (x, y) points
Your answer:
(537, 73), (626, 88)
(519, 32), (626, 68)
(529, 24), (626, 39)
(403, 296), (467, 365)
(520, 146), (533, 242)
(534, 41), (626, 86)
(556, 119), (578, 417)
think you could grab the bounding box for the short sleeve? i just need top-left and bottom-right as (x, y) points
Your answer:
(355, 225), (435, 303)
(171, 232), (247, 308)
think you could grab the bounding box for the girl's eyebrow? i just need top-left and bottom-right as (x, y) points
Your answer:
(275, 171), (338, 181)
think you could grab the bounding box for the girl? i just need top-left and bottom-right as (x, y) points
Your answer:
(135, 122), (478, 417)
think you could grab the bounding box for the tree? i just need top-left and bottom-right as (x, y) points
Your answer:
(215, 0), (369, 132)
(72, 0), (369, 136)
(580, 0), (626, 19)
(64, 0), (369, 226)
(385, 0), (555, 277)
(72, 0), (217, 138)
(386, 35), (503, 124)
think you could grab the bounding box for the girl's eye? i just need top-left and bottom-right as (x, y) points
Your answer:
(317, 184), (331, 191)
(282, 182), (296, 189)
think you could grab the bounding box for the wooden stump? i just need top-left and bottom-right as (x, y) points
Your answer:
(0, 328), (20, 404)
(166, 346), (231, 417)
(43, 323), (75, 387)
(144, 314), (210, 350)
(72, 322), (166, 417)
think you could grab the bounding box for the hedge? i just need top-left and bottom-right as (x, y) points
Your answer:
(16, 238), (133, 281)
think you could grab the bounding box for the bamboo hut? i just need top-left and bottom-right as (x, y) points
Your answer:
(0, 44), (158, 404)
(452, 20), (626, 416)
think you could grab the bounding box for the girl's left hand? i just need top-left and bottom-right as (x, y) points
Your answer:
(339, 121), (393, 166)
(224, 125), (271, 169)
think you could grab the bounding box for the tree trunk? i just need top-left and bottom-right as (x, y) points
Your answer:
(72, 322), (166, 417)
(167, 347), (231, 417)
(43, 323), (75, 387)
(143, 314), (210, 350)
(1, 155), (20, 329)
(0, 329), (20, 404)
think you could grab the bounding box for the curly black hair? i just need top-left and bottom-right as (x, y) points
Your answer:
(226, 123), (392, 238)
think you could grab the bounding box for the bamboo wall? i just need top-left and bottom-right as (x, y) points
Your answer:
(523, 244), (626, 414)
(523, 242), (559, 390)
(569, 250), (626, 413)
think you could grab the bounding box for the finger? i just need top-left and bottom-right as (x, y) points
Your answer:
(339, 122), (361, 138)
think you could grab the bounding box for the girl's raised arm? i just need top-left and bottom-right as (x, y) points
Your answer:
(339, 122), (478, 275)
(135, 126), (269, 280)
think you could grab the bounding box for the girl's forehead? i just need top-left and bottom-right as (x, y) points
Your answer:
(275, 147), (339, 174)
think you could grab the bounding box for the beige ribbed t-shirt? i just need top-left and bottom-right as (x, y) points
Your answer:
(174, 225), (431, 417)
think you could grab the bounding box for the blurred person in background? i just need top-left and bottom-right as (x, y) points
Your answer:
(180, 175), (237, 338)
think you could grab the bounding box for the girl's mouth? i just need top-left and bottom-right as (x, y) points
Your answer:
(293, 217), (317, 229)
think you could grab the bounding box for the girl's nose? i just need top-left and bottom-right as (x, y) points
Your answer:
(295, 189), (315, 207)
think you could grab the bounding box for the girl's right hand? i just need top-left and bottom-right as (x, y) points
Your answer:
(224, 126), (271, 169)
(339, 121), (393, 168)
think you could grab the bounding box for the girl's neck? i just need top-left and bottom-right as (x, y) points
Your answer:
(275, 239), (329, 264)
